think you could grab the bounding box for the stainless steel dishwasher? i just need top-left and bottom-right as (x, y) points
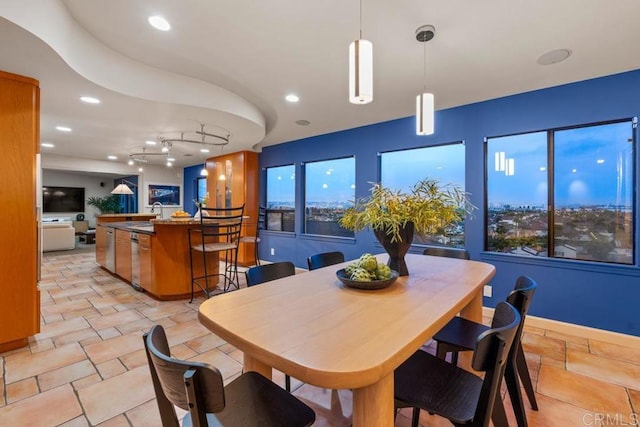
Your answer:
(105, 227), (115, 272)
(130, 231), (142, 291)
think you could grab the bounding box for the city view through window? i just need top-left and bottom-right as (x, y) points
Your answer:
(304, 157), (355, 237)
(381, 143), (466, 248)
(266, 164), (295, 231)
(487, 120), (634, 264)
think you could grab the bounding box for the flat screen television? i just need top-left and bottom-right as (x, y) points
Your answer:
(42, 186), (85, 213)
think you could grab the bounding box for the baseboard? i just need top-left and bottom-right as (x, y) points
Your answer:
(482, 307), (640, 350)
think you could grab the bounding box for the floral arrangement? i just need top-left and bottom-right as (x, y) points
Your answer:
(194, 192), (210, 208)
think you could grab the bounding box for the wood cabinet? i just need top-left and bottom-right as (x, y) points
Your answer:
(0, 70), (40, 352)
(115, 229), (132, 282)
(96, 225), (107, 268)
(207, 150), (259, 266)
(139, 233), (152, 290)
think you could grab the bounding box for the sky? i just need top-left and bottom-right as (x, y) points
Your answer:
(266, 121), (633, 207)
(489, 121), (633, 207)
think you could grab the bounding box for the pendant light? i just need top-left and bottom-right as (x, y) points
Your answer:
(200, 162), (209, 176)
(349, 0), (372, 104)
(416, 25), (435, 135)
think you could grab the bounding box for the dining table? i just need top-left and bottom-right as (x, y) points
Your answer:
(198, 253), (495, 426)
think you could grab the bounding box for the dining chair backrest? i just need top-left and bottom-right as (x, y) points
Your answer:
(245, 261), (296, 286)
(144, 325), (225, 426)
(307, 251), (345, 270)
(505, 276), (537, 358)
(257, 206), (266, 234)
(423, 246), (470, 260)
(472, 301), (520, 426)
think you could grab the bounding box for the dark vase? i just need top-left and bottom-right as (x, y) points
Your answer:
(374, 222), (415, 276)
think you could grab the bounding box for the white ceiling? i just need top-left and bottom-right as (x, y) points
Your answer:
(1, 0), (639, 170)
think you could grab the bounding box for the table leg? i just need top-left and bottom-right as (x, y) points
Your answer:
(243, 354), (272, 380)
(352, 372), (394, 427)
(458, 289), (483, 371)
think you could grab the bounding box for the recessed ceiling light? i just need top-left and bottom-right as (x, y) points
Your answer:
(200, 148), (210, 153)
(56, 126), (72, 132)
(537, 48), (572, 66)
(138, 167), (144, 172)
(596, 159), (605, 164)
(166, 161), (173, 167)
(145, 140), (157, 146)
(107, 155), (118, 160)
(41, 142), (55, 148)
(572, 168), (577, 173)
(167, 157), (175, 162)
(285, 94), (300, 103)
(295, 119), (310, 126)
(80, 96), (100, 104)
(128, 160), (134, 166)
(539, 166), (546, 171)
(148, 16), (171, 31)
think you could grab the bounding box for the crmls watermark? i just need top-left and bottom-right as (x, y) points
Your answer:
(583, 413), (639, 426)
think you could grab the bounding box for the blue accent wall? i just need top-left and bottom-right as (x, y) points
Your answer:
(258, 69), (640, 336)
(183, 165), (202, 215)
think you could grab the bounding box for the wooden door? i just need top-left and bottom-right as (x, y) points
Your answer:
(0, 70), (40, 351)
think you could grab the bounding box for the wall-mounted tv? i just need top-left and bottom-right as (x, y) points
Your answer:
(42, 186), (85, 213)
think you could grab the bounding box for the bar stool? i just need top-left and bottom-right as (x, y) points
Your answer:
(239, 206), (265, 266)
(188, 205), (244, 302)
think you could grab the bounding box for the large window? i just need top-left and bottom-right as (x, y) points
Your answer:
(486, 120), (634, 264)
(381, 143), (466, 247)
(266, 164), (295, 232)
(304, 157), (355, 237)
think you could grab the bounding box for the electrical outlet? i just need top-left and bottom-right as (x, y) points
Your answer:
(483, 285), (492, 298)
(270, 248), (275, 256)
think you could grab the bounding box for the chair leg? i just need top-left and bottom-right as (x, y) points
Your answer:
(505, 360), (527, 427)
(435, 343), (447, 360)
(516, 343), (538, 410)
(411, 407), (420, 427)
(285, 374), (291, 392)
(491, 394), (509, 427)
(255, 241), (260, 266)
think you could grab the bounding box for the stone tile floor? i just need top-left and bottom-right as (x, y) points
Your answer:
(0, 251), (639, 426)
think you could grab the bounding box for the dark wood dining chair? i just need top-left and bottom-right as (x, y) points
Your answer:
(394, 301), (520, 427)
(434, 276), (538, 427)
(306, 251), (345, 270)
(245, 261), (296, 287)
(188, 205), (244, 301)
(423, 246), (470, 260)
(143, 325), (315, 427)
(244, 261), (296, 392)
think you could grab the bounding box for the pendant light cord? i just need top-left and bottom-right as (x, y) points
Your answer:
(359, 0), (363, 39)
(423, 39), (427, 92)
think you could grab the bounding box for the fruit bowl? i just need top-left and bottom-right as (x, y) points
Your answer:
(336, 268), (399, 290)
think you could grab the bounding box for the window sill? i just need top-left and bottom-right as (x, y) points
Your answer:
(479, 251), (640, 277)
(299, 234), (356, 244)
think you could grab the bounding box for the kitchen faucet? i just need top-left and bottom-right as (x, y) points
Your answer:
(151, 201), (164, 219)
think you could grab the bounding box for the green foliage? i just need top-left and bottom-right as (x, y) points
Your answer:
(339, 178), (475, 243)
(87, 194), (123, 214)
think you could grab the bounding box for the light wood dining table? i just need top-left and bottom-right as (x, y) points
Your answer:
(198, 253), (495, 426)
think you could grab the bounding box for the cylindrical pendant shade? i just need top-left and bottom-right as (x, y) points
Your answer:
(416, 92), (434, 135)
(349, 39), (373, 104)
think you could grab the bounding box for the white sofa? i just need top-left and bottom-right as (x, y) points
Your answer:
(42, 222), (76, 252)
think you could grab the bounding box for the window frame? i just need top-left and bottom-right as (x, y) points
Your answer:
(379, 141), (467, 248)
(484, 117), (636, 265)
(302, 155), (356, 238)
(265, 163), (296, 233)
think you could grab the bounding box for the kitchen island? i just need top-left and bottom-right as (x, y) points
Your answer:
(95, 215), (220, 300)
